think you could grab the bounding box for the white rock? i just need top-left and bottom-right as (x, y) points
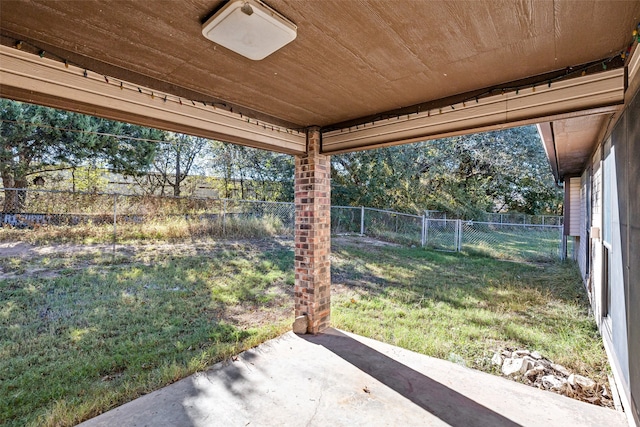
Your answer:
(551, 363), (571, 377)
(530, 351), (542, 360)
(525, 366), (545, 378)
(501, 357), (532, 376)
(568, 374), (596, 391)
(541, 375), (567, 390)
(491, 353), (503, 367)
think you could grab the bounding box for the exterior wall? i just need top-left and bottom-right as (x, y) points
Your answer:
(293, 127), (331, 334)
(627, 80), (640, 427)
(577, 170), (590, 284)
(578, 83), (639, 426)
(568, 177), (581, 236)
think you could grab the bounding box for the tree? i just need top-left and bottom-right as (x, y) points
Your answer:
(421, 127), (562, 217)
(208, 141), (294, 201)
(332, 144), (427, 213)
(146, 133), (208, 197)
(331, 126), (562, 218)
(0, 99), (160, 212)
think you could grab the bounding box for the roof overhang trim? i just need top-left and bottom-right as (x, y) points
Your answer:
(322, 70), (625, 154)
(0, 45), (306, 155)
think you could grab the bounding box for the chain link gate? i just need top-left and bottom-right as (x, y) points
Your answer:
(422, 218), (461, 251)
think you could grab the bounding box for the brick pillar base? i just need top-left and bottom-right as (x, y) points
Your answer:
(294, 127), (331, 334)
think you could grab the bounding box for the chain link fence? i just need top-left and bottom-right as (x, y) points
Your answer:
(461, 221), (562, 261)
(332, 206), (422, 246)
(331, 206), (361, 234)
(0, 188), (294, 248)
(480, 212), (563, 226)
(421, 219), (562, 260)
(1, 188), (562, 261)
(426, 209), (563, 226)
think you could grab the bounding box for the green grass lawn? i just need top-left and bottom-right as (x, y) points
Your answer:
(331, 238), (606, 378)
(0, 236), (608, 426)
(0, 240), (294, 427)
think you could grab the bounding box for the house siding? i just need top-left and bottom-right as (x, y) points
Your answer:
(568, 177), (581, 237)
(578, 170), (590, 284)
(580, 82), (639, 426)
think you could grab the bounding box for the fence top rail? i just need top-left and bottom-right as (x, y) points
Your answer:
(225, 199), (293, 206)
(467, 220), (562, 228)
(363, 206), (422, 219)
(331, 205), (361, 210)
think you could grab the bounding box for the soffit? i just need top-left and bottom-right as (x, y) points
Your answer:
(541, 114), (612, 181)
(1, 0), (639, 129)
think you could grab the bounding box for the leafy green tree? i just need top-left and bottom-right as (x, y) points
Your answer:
(0, 99), (160, 212)
(331, 126), (561, 218)
(332, 144), (426, 212)
(145, 133), (209, 197)
(209, 141), (293, 201)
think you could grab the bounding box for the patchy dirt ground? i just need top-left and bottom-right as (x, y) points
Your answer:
(0, 235), (393, 280)
(333, 235), (400, 247)
(0, 238), (294, 280)
(0, 237), (298, 332)
(0, 238), (294, 259)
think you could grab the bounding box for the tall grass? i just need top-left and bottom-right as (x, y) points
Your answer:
(0, 215), (290, 245)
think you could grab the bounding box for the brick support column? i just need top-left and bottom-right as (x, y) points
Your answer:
(294, 127), (331, 334)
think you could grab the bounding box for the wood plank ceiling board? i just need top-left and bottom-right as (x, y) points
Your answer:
(1, 0), (639, 145)
(552, 114), (612, 178)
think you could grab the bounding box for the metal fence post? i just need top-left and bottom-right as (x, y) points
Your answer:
(113, 194), (117, 254)
(457, 219), (463, 252)
(421, 215), (426, 247)
(360, 206), (365, 235)
(222, 199), (227, 235)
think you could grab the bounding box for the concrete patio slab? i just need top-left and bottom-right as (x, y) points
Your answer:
(78, 329), (626, 427)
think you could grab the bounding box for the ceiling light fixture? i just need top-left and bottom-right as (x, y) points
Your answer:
(202, 0), (297, 60)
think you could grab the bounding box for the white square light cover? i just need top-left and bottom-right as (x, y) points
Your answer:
(202, 0), (297, 60)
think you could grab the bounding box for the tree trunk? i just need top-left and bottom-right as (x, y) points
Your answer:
(1, 170), (16, 213)
(1, 173), (27, 213)
(15, 178), (28, 212)
(174, 147), (181, 197)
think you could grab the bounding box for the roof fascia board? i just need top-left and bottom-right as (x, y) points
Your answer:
(0, 45), (306, 155)
(322, 70), (625, 154)
(537, 122), (560, 183)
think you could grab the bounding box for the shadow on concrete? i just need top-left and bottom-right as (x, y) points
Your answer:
(304, 328), (523, 427)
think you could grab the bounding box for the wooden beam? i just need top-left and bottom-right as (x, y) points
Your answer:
(0, 45), (306, 155)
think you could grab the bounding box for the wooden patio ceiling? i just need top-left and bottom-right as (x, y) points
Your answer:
(1, 0), (639, 177)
